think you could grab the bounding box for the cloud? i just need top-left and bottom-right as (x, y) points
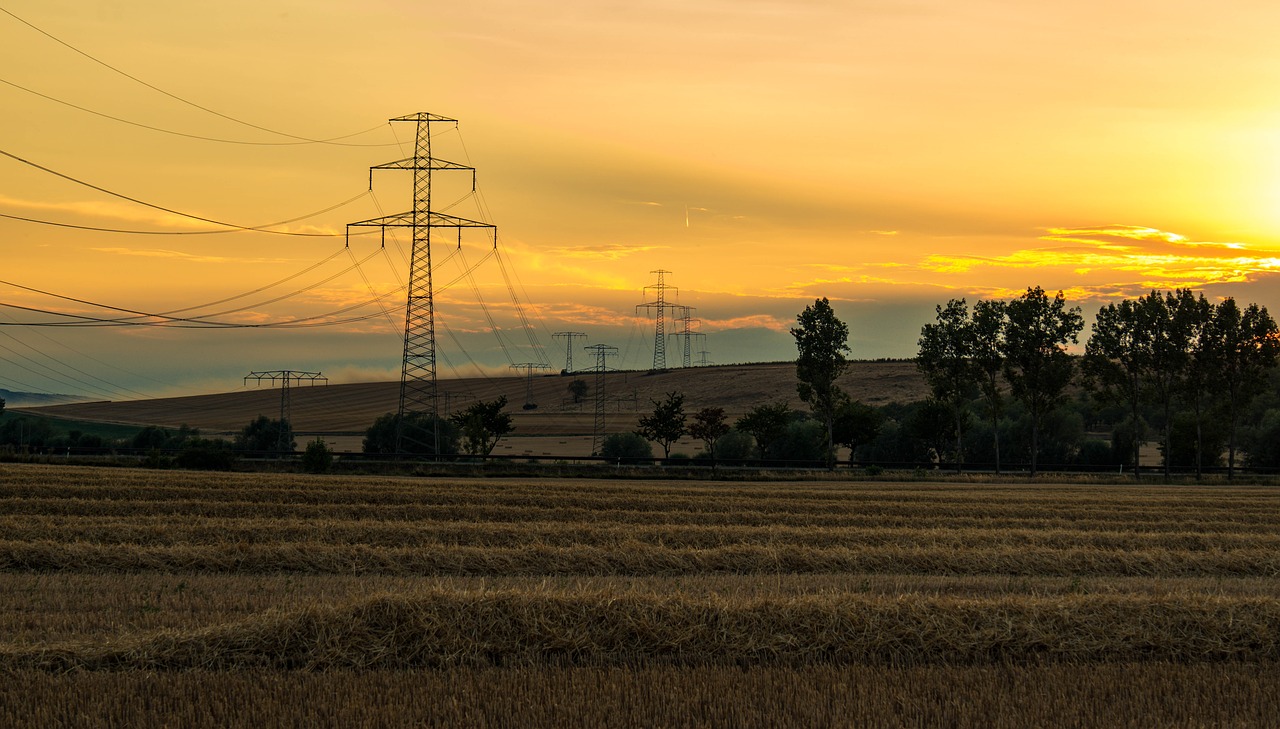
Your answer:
(542, 242), (669, 260)
(914, 224), (1280, 300)
(0, 193), (217, 230)
(89, 247), (294, 264)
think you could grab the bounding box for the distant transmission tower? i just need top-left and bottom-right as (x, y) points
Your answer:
(243, 370), (327, 452)
(584, 344), (617, 456)
(552, 332), (588, 373)
(347, 112), (496, 455)
(510, 363), (551, 409)
(668, 305), (700, 368)
(636, 269), (678, 372)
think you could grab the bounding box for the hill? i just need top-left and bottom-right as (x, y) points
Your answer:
(18, 361), (927, 455)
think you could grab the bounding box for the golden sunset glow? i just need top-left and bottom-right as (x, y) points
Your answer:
(3, 0), (1280, 397)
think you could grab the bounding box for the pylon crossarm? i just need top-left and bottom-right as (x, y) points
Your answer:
(347, 212), (495, 229)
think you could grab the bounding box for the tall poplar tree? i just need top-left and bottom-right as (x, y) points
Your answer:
(1001, 287), (1083, 476)
(792, 298), (850, 469)
(917, 298), (974, 471)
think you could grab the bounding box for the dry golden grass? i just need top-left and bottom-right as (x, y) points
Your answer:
(2, 463), (1278, 726)
(5, 587), (1279, 670)
(3, 663), (1276, 729)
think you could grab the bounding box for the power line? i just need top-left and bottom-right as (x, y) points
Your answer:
(0, 190), (376, 236)
(0, 148), (369, 237)
(0, 76), (399, 148)
(0, 5), (394, 147)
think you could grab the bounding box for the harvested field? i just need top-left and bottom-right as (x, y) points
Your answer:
(2, 463), (1277, 726)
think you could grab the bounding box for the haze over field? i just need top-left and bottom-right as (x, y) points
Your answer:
(3, 1), (1280, 398)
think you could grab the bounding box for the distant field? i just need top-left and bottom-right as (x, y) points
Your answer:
(1, 464), (1276, 727)
(15, 361), (929, 444)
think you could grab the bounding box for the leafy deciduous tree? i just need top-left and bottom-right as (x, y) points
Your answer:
(971, 299), (1007, 472)
(688, 406), (730, 468)
(917, 298), (975, 471)
(832, 399), (882, 466)
(1206, 298), (1280, 478)
(636, 391), (687, 459)
(235, 415), (294, 454)
(450, 396), (515, 456)
(1001, 287), (1084, 477)
(363, 412), (459, 456)
(600, 432), (653, 463)
(1083, 297), (1152, 478)
(735, 401), (792, 461)
(791, 297), (850, 469)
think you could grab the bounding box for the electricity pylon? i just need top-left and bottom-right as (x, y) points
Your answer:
(584, 344), (617, 455)
(636, 269), (678, 372)
(552, 331), (588, 373)
(510, 363), (551, 408)
(243, 370), (327, 452)
(347, 112), (495, 455)
(668, 305), (700, 368)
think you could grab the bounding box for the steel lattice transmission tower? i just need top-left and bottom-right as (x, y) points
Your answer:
(510, 362), (551, 408)
(636, 269), (678, 372)
(669, 305), (701, 368)
(584, 344), (617, 456)
(243, 370), (328, 452)
(347, 112), (495, 454)
(552, 331), (588, 373)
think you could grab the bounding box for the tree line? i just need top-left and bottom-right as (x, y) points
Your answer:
(916, 286), (1279, 478)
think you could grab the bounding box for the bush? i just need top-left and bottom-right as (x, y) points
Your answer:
(302, 438), (334, 474)
(599, 432), (653, 464)
(364, 412), (459, 456)
(175, 439), (236, 470)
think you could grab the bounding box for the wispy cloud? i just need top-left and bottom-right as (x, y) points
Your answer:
(0, 193), (216, 230)
(90, 247), (292, 264)
(542, 242), (669, 260)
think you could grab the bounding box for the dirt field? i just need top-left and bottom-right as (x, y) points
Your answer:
(1, 464), (1277, 727)
(18, 361), (928, 445)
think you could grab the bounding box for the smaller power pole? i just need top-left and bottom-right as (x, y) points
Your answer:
(552, 332), (588, 373)
(584, 344), (618, 455)
(510, 363), (551, 409)
(243, 370), (327, 452)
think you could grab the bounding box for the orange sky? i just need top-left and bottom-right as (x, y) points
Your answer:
(3, 0), (1280, 398)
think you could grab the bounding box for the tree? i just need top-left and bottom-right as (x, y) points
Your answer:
(599, 432), (653, 464)
(567, 379), (589, 404)
(832, 399), (882, 466)
(1176, 289), (1217, 478)
(449, 396), (515, 456)
(1083, 297), (1152, 478)
(792, 297), (850, 469)
(688, 407), (730, 468)
(0, 396), (5, 417)
(301, 438), (334, 473)
(1001, 287), (1084, 476)
(735, 401), (792, 461)
(363, 412), (459, 456)
(1205, 298), (1280, 478)
(235, 415), (294, 454)
(970, 299), (1007, 472)
(1142, 290), (1192, 480)
(917, 298), (975, 472)
(636, 391), (687, 459)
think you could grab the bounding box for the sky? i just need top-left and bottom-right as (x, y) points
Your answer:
(2, 0), (1280, 400)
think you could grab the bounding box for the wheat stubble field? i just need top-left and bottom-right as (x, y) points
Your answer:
(0, 464), (1277, 727)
